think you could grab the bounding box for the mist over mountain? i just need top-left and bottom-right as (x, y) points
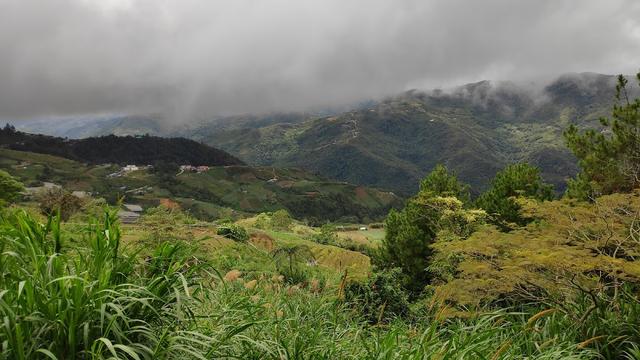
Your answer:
(8, 72), (635, 194)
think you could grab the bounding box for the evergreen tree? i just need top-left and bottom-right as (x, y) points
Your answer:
(564, 72), (640, 199)
(380, 165), (472, 292)
(475, 163), (553, 230)
(419, 164), (470, 203)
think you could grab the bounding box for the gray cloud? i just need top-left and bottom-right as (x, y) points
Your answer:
(1, 0), (639, 121)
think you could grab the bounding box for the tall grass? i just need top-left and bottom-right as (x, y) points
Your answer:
(1, 209), (637, 359)
(0, 209), (209, 359)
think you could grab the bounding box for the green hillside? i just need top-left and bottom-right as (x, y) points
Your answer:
(0, 148), (401, 223)
(186, 73), (631, 195)
(9, 73), (635, 195)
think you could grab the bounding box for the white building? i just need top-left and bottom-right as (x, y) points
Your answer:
(123, 165), (139, 172)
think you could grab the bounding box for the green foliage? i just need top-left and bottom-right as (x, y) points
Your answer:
(420, 164), (471, 203)
(344, 268), (411, 324)
(380, 166), (484, 292)
(217, 224), (249, 242)
(36, 187), (85, 221)
(431, 192), (640, 306)
(0, 210), (208, 359)
(0, 169), (24, 205)
(310, 223), (339, 245)
(3, 195), (639, 359)
(253, 212), (270, 229)
(270, 209), (293, 230)
(141, 205), (196, 226)
(476, 163), (554, 229)
(270, 244), (314, 284)
(564, 72), (640, 199)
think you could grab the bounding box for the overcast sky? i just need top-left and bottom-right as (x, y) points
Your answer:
(1, 0), (639, 121)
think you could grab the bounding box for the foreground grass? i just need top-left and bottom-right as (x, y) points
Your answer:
(0, 209), (635, 359)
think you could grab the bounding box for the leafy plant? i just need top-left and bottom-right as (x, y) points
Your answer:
(380, 166), (483, 293)
(270, 245), (314, 284)
(0, 169), (24, 206)
(270, 209), (293, 231)
(36, 187), (85, 221)
(0, 209), (210, 359)
(217, 224), (249, 242)
(310, 223), (338, 245)
(344, 268), (411, 324)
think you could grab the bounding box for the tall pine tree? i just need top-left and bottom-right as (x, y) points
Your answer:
(564, 72), (640, 199)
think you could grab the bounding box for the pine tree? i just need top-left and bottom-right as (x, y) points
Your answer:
(564, 72), (640, 199)
(419, 164), (470, 203)
(475, 163), (553, 230)
(380, 165), (472, 292)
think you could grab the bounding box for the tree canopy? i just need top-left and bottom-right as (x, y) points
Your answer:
(379, 165), (481, 293)
(475, 163), (553, 229)
(564, 72), (640, 199)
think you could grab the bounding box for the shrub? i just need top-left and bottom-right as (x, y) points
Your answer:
(253, 212), (270, 229)
(0, 170), (24, 206)
(270, 209), (293, 230)
(36, 187), (84, 221)
(344, 268), (411, 324)
(310, 223), (338, 245)
(217, 224), (249, 242)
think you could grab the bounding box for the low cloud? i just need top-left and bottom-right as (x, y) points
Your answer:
(1, 0), (639, 121)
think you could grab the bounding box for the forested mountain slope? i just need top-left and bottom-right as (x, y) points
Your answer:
(186, 73), (631, 194)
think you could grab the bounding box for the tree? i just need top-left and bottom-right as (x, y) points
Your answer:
(37, 188), (84, 221)
(475, 163), (553, 230)
(0, 170), (24, 205)
(270, 209), (293, 231)
(270, 245), (315, 284)
(420, 164), (470, 204)
(564, 72), (640, 199)
(430, 192), (640, 316)
(379, 166), (477, 293)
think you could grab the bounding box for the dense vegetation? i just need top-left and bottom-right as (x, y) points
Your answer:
(0, 148), (400, 223)
(0, 126), (243, 166)
(565, 73), (640, 199)
(2, 71), (640, 359)
(182, 73), (637, 195)
(13, 73), (638, 195)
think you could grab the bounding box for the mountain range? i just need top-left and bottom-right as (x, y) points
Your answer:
(10, 72), (637, 195)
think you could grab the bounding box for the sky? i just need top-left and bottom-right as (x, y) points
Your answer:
(1, 0), (639, 121)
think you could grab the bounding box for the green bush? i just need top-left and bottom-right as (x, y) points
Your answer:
(270, 209), (293, 230)
(0, 170), (24, 206)
(217, 224), (249, 242)
(36, 187), (85, 221)
(344, 268), (411, 324)
(310, 223), (338, 245)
